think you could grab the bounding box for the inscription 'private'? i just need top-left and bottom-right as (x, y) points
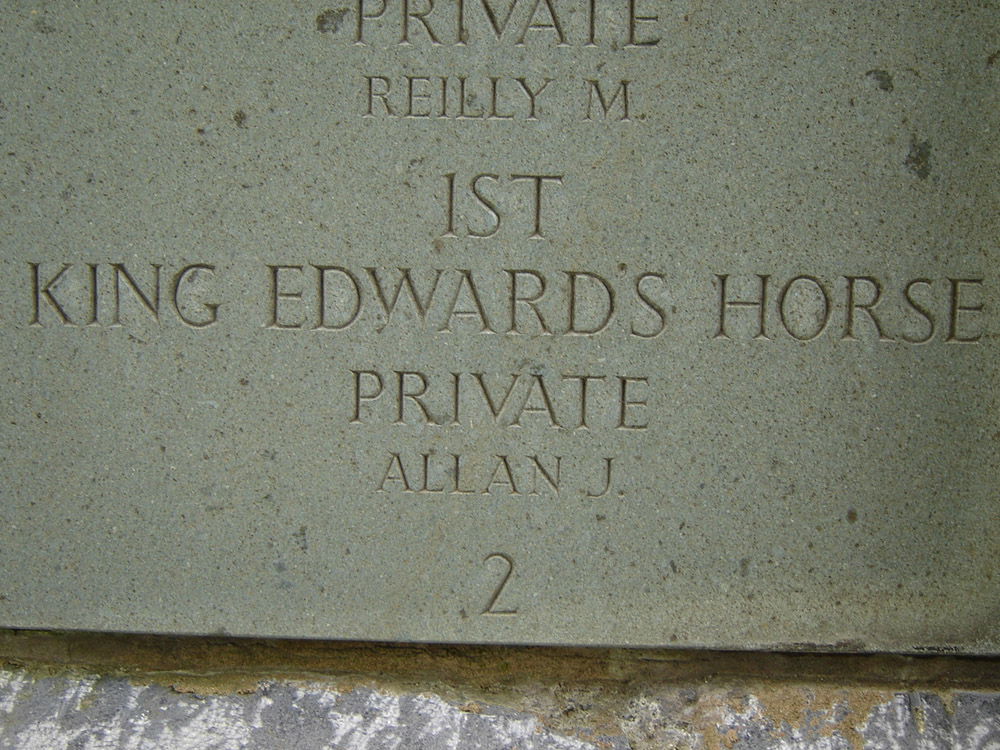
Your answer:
(353, 0), (660, 47)
(352, 370), (650, 429)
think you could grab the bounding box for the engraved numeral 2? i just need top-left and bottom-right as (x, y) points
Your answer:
(481, 553), (517, 615)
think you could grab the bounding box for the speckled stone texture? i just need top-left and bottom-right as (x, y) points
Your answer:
(0, 670), (999, 749)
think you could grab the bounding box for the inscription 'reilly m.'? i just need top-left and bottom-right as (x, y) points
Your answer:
(362, 76), (633, 121)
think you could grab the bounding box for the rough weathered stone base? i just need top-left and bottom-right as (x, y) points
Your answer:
(0, 631), (998, 748)
(3, 672), (1000, 749)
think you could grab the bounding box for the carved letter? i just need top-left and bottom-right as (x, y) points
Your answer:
(617, 376), (648, 430)
(400, 0), (441, 43)
(507, 269), (551, 333)
(626, 0), (659, 46)
(468, 174), (501, 237)
(514, 77), (552, 120)
(315, 265), (362, 331)
(584, 80), (631, 121)
(631, 272), (668, 338)
(947, 278), (984, 343)
(267, 265), (304, 329)
(510, 174), (563, 238)
(714, 274), (769, 340)
(567, 271), (615, 335)
(366, 267), (443, 331)
(377, 453), (412, 491)
(111, 263), (160, 325)
(29, 262), (74, 326)
(356, 0), (388, 43)
(351, 369), (384, 423)
(901, 279), (935, 344)
(364, 76), (394, 116)
(472, 372), (520, 421)
(511, 374), (560, 426)
(586, 457), (614, 498)
(440, 269), (495, 332)
(484, 455), (520, 495)
(777, 275), (830, 341)
(172, 264), (219, 328)
(516, 0), (565, 44)
(562, 374), (605, 428)
(529, 455), (561, 494)
(395, 370), (435, 424)
(843, 276), (892, 341)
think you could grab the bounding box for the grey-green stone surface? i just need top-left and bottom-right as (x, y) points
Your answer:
(0, 1), (997, 650)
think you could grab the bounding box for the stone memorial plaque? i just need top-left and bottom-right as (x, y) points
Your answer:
(0, 1), (997, 652)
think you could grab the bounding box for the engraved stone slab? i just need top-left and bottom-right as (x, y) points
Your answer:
(0, 1), (997, 651)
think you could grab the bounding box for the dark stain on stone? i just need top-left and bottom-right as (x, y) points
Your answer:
(233, 110), (247, 128)
(33, 18), (57, 34)
(847, 509), (858, 524)
(905, 138), (932, 179)
(988, 50), (1000, 67)
(738, 558), (750, 577)
(866, 69), (894, 91)
(316, 8), (349, 33)
(293, 526), (308, 552)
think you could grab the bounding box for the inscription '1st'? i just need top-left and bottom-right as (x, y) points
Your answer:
(441, 172), (564, 239)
